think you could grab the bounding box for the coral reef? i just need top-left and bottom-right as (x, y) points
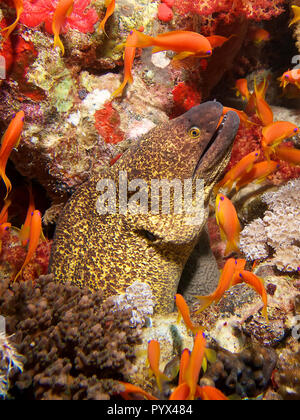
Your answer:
(0, 332), (24, 399)
(111, 281), (155, 327)
(173, 0), (286, 35)
(240, 179), (300, 272)
(0, 275), (142, 400)
(200, 343), (277, 398)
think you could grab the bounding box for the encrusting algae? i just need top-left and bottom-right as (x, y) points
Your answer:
(0, 0), (299, 401)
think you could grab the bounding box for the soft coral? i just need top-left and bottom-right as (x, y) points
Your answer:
(19, 0), (98, 34)
(174, 0), (286, 33)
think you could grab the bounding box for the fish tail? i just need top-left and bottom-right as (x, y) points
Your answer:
(0, 170), (12, 200)
(53, 34), (65, 56)
(195, 295), (214, 313)
(126, 30), (153, 48)
(289, 6), (300, 26)
(262, 305), (269, 322)
(225, 239), (239, 256)
(111, 79), (128, 98)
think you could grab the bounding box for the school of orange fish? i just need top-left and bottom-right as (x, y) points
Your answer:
(1, 0), (300, 401)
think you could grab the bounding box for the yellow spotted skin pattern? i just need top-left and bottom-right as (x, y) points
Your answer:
(49, 102), (240, 313)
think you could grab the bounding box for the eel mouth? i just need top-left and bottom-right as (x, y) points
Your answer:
(193, 108), (240, 178)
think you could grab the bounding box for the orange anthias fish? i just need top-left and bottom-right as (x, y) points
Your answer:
(125, 30), (212, 60)
(0, 111), (25, 199)
(215, 194), (241, 255)
(238, 270), (268, 321)
(278, 69), (300, 90)
(0, 199), (11, 224)
(196, 258), (246, 313)
(111, 30), (138, 98)
(289, 5), (300, 26)
(215, 150), (260, 192)
(206, 35), (229, 49)
(19, 185), (35, 246)
(0, 222), (11, 254)
(1, 0), (24, 41)
(196, 386), (228, 400)
(250, 28), (270, 45)
(221, 107), (254, 127)
(183, 331), (206, 400)
(235, 79), (250, 101)
(254, 78), (273, 126)
(147, 340), (170, 392)
(175, 294), (203, 335)
(262, 121), (299, 158)
(118, 381), (158, 400)
(235, 160), (279, 190)
(98, 0), (116, 36)
(275, 145), (300, 166)
(52, 0), (75, 56)
(14, 210), (42, 282)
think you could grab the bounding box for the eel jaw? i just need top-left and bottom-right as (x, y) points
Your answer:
(193, 109), (240, 179)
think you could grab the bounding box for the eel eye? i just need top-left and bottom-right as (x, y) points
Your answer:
(189, 126), (201, 138)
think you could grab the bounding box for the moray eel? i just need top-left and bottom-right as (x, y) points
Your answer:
(49, 102), (239, 313)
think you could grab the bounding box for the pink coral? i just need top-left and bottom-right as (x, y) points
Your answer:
(174, 0), (286, 35)
(174, 0), (286, 20)
(19, 0), (98, 34)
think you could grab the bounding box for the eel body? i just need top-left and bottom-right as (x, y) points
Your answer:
(49, 102), (239, 313)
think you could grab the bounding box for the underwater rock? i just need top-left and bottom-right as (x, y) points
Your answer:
(178, 226), (220, 305)
(0, 275), (142, 400)
(200, 342), (278, 399)
(0, 332), (24, 399)
(192, 274), (300, 348)
(240, 179), (300, 272)
(274, 336), (300, 400)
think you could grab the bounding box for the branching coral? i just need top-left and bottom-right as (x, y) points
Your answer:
(0, 332), (24, 399)
(0, 275), (142, 400)
(19, 0), (98, 34)
(240, 179), (300, 272)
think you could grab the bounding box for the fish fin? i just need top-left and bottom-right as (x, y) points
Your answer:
(172, 51), (195, 60)
(156, 371), (170, 392)
(152, 46), (166, 54)
(66, 3), (74, 17)
(1, 19), (19, 41)
(205, 348), (217, 364)
(195, 295), (213, 314)
(111, 79), (128, 99)
(53, 34), (65, 56)
(19, 225), (30, 246)
(0, 171), (12, 200)
(202, 357), (207, 373)
(289, 6), (300, 26)
(126, 31), (153, 48)
(261, 306), (269, 322)
(225, 240), (239, 256)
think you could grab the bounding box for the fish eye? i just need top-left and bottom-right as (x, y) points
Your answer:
(189, 126), (201, 138)
(285, 74), (289, 79)
(294, 127), (299, 132)
(206, 50), (212, 55)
